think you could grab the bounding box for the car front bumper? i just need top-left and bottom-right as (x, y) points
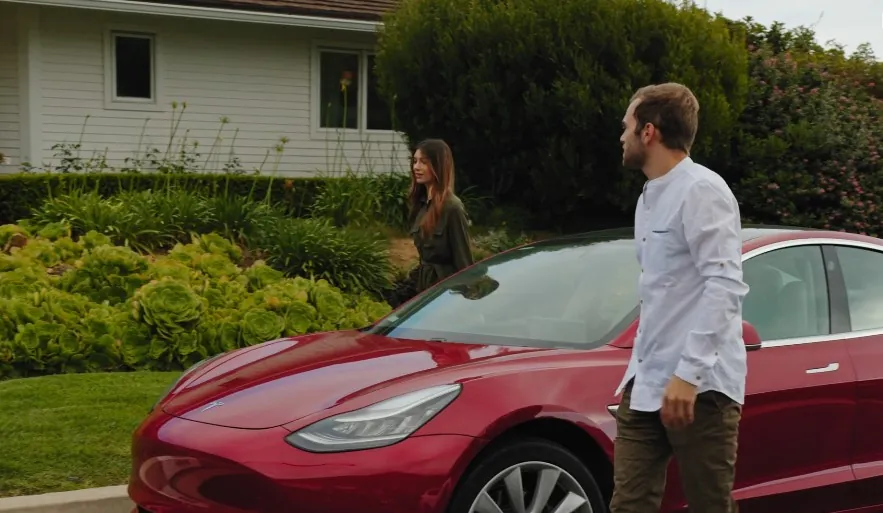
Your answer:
(128, 410), (482, 513)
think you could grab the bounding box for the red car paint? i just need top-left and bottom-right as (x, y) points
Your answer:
(129, 227), (883, 513)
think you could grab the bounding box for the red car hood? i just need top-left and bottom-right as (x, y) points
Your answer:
(161, 330), (544, 429)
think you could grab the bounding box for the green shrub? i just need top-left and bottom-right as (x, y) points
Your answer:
(0, 229), (392, 378)
(23, 189), (393, 295)
(28, 188), (285, 252)
(376, 0), (748, 223)
(471, 227), (532, 261)
(0, 172), (325, 226)
(258, 218), (393, 296)
(729, 35), (883, 235)
(732, 19), (883, 101)
(310, 170), (411, 230)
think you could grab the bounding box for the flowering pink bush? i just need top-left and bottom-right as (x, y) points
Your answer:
(733, 46), (883, 236)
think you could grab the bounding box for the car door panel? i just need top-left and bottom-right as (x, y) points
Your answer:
(849, 332), (883, 487)
(825, 244), (883, 512)
(732, 244), (859, 513)
(733, 341), (858, 513)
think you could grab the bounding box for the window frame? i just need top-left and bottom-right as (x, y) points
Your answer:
(309, 40), (398, 140)
(103, 27), (165, 112)
(742, 237), (883, 349)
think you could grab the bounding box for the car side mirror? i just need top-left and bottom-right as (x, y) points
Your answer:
(743, 321), (761, 351)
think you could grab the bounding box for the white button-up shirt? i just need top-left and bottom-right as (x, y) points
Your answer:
(615, 157), (750, 412)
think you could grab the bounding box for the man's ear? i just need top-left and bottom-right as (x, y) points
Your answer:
(641, 123), (655, 144)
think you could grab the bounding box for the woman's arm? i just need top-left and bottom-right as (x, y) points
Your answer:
(447, 204), (475, 271)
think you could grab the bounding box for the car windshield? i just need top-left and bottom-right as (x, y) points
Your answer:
(366, 234), (642, 350)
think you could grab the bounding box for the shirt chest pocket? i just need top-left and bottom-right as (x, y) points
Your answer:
(643, 229), (678, 276)
(412, 223), (449, 263)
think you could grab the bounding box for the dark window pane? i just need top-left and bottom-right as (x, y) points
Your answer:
(115, 34), (153, 99)
(319, 51), (359, 129)
(366, 54), (393, 131)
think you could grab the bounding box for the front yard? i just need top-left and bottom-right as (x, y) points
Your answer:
(0, 371), (180, 497)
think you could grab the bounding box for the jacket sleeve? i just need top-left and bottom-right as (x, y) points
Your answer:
(446, 204), (475, 271)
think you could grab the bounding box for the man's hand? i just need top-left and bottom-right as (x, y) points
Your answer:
(661, 376), (698, 429)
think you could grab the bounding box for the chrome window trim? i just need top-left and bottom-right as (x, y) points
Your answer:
(741, 237), (883, 349)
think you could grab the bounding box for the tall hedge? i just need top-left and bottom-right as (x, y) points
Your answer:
(727, 23), (883, 236)
(375, 0), (749, 225)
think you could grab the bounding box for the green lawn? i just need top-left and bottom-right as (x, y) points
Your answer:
(0, 371), (181, 498)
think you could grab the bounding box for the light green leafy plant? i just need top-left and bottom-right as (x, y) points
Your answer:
(0, 228), (393, 379)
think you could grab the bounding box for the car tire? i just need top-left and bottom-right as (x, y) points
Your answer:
(448, 436), (607, 513)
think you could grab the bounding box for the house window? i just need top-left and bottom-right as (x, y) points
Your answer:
(317, 49), (394, 132)
(112, 32), (154, 101)
(366, 54), (393, 131)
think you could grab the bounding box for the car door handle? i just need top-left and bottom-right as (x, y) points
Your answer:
(806, 363), (839, 374)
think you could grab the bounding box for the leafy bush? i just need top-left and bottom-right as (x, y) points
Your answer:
(0, 172), (325, 226)
(0, 229), (392, 379)
(728, 30), (883, 235)
(28, 188), (284, 252)
(376, 0), (749, 223)
(258, 218), (393, 295)
(24, 189), (393, 295)
(310, 170), (411, 230)
(471, 228), (533, 261)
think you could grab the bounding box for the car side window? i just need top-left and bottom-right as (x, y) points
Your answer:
(832, 245), (883, 332)
(742, 245), (830, 342)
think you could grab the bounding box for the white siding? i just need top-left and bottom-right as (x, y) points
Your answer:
(36, 6), (409, 176)
(0, 2), (20, 172)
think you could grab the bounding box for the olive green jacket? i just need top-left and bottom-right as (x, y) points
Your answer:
(410, 194), (475, 292)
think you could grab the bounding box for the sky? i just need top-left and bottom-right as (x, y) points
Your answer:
(703, 0), (883, 58)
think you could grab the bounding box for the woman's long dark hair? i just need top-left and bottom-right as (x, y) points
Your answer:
(409, 139), (456, 237)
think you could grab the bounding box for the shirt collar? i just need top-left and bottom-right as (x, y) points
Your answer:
(642, 156), (692, 207)
(647, 156), (692, 187)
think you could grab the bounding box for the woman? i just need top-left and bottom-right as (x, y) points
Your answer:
(408, 138), (474, 294)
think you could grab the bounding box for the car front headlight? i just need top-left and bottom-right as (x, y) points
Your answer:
(285, 384), (462, 453)
(151, 353), (225, 411)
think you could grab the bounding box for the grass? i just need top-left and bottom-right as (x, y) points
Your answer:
(0, 371), (181, 498)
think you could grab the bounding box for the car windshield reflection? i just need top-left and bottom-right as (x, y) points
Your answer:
(367, 236), (642, 350)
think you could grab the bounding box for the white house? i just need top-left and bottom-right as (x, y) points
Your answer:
(0, 0), (411, 176)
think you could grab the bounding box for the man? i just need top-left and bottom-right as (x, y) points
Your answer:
(610, 83), (750, 513)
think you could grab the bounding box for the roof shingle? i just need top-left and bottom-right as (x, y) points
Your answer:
(140, 0), (399, 21)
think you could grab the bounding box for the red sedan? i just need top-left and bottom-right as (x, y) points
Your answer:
(129, 226), (883, 513)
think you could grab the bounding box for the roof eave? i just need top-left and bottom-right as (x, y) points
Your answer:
(5, 0), (383, 32)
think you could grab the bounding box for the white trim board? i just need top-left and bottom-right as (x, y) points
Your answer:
(2, 0), (383, 32)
